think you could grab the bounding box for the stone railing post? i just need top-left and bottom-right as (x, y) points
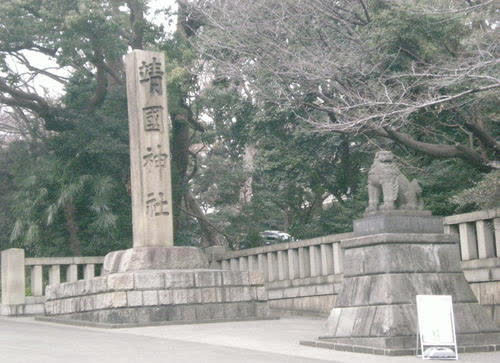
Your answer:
(287, 248), (299, 280)
(49, 265), (61, 285)
(66, 264), (78, 282)
(31, 265), (43, 296)
(267, 252), (278, 282)
(1, 248), (26, 305)
(248, 255), (258, 272)
(495, 217), (500, 257)
(458, 222), (478, 260)
(239, 256), (248, 271)
(84, 264), (95, 280)
(309, 245), (321, 277)
(298, 247), (310, 278)
(277, 250), (289, 280)
(257, 254), (268, 281)
(230, 258), (239, 271)
(320, 244), (334, 275)
(476, 220), (495, 259)
(333, 243), (343, 274)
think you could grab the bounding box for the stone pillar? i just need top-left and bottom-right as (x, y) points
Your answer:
(267, 252), (278, 282)
(332, 243), (343, 274)
(320, 244), (334, 275)
(66, 264), (78, 282)
(309, 245), (321, 277)
(239, 256), (248, 271)
(221, 260), (230, 270)
(277, 250), (289, 280)
(84, 264), (95, 280)
(298, 247), (310, 278)
(49, 265), (60, 286)
(248, 255), (258, 271)
(257, 254), (268, 281)
(476, 220), (495, 258)
(31, 265), (43, 296)
(230, 258), (239, 271)
(459, 222), (478, 260)
(1, 248), (25, 305)
(125, 50), (174, 247)
(495, 218), (500, 258)
(287, 249), (300, 280)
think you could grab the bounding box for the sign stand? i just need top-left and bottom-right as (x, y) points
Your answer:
(416, 295), (458, 360)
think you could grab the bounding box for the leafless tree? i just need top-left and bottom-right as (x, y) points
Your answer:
(187, 0), (499, 169)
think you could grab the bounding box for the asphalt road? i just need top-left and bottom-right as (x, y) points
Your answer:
(0, 317), (332, 363)
(1, 316), (500, 363)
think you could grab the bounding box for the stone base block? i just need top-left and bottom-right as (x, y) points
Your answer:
(326, 303), (499, 345)
(103, 246), (209, 273)
(44, 269), (268, 325)
(319, 231), (500, 355)
(51, 302), (269, 325)
(301, 335), (500, 356)
(354, 213), (443, 236)
(1, 302), (45, 316)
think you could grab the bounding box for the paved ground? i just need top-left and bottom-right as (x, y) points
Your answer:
(1, 316), (499, 363)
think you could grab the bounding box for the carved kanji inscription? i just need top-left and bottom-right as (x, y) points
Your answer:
(143, 106), (163, 132)
(143, 144), (169, 168)
(145, 192), (170, 217)
(138, 57), (163, 96)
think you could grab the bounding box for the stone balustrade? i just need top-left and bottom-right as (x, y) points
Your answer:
(210, 232), (352, 315)
(443, 208), (499, 261)
(212, 233), (349, 280)
(2, 208), (499, 319)
(444, 208), (500, 325)
(1, 249), (104, 316)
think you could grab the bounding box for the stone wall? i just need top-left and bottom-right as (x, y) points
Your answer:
(44, 269), (268, 324)
(461, 258), (500, 325)
(266, 275), (343, 315)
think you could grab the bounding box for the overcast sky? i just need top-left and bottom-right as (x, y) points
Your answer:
(7, 0), (178, 99)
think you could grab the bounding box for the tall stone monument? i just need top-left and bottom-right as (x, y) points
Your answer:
(126, 51), (174, 247)
(102, 50), (208, 273)
(43, 51), (269, 325)
(303, 150), (500, 355)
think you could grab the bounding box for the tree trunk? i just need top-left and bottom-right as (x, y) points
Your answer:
(184, 191), (223, 247)
(62, 201), (82, 256)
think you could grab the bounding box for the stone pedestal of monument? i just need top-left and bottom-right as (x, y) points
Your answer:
(42, 50), (269, 326)
(302, 211), (500, 355)
(44, 246), (269, 325)
(44, 269), (268, 325)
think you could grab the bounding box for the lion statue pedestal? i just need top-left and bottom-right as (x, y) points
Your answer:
(301, 150), (500, 355)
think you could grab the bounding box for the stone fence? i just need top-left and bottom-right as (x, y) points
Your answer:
(1, 248), (104, 315)
(209, 232), (352, 315)
(2, 208), (499, 318)
(444, 208), (500, 324)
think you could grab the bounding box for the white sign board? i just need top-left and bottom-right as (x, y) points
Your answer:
(416, 295), (458, 360)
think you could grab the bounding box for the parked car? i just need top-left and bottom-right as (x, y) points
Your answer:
(259, 230), (294, 245)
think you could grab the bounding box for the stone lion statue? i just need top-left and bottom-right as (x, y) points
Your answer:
(365, 150), (424, 214)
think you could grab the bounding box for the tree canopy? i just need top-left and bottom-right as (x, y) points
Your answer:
(189, 0), (499, 170)
(0, 0), (497, 256)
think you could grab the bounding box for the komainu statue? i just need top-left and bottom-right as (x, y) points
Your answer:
(365, 150), (424, 214)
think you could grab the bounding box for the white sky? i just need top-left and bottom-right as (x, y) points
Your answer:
(4, 0), (178, 99)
